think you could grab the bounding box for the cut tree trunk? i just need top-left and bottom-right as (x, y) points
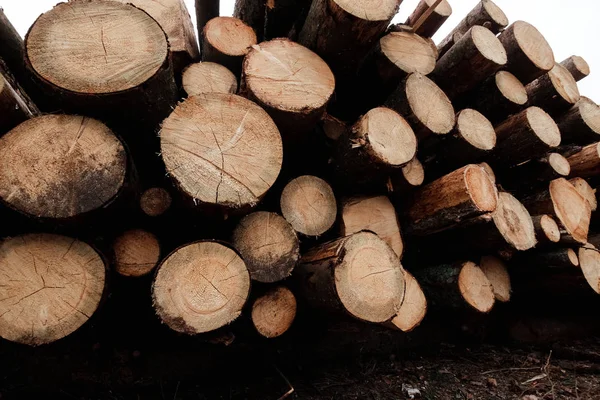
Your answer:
(140, 187), (172, 217)
(526, 63), (580, 117)
(388, 157), (425, 194)
(251, 286), (297, 338)
(437, 0), (508, 58)
(340, 195), (404, 258)
(232, 211), (300, 283)
(294, 231), (405, 323)
(557, 97), (600, 146)
(432, 26), (507, 99)
(0, 234), (106, 346)
(387, 270), (427, 332)
(518, 248), (580, 268)
(480, 162), (496, 184)
(480, 255), (511, 302)
(160, 93), (283, 214)
(0, 115), (127, 220)
(113, 229), (161, 277)
(233, 0), (265, 41)
(0, 8), (28, 87)
(196, 0), (220, 40)
(486, 107), (561, 169)
(531, 214), (561, 244)
(560, 56), (590, 82)
(280, 175), (337, 237)
(152, 241), (251, 334)
(577, 245), (600, 295)
(497, 21), (555, 84)
(202, 17), (257, 76)
(320, 113), (348, 141)
(521, 178), (591, 244)
(497, 153), (570, 194)
(264, 0), (312, 40)
(385, 73), (455, 140)
(412, 261), (495, 313)
(566, 142), (600, 179)
(569, 177), (597, 211)
(0, 71), (36, 134)
(182, 62), (237, 96)
(405, 0), (452, 38)
(403, 164), (498, 236)
(241, 38), (335, 137)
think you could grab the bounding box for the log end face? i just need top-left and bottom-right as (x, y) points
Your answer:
(540, 214), (561, 243)
(471, 25), (507, 66)
(458, 261), (495, 313)
(380, 31), (437, 76)
(480, 256), (511, 302)
(426, 0), (452, 16)
(482, 0), (509, 28)
(204, 17), (257, 57)
(251, 286), (297, 338)
(113, 229), (160, 277)
(402, 157), (425, 186)
(567, 248), (580, 267)
(548, 63), (581, 105)
(526, 107), (561, 147)
(578, 246), (600, 294)
(456, 109), (496, 151)
(140, 187), (172, 217)
(334, 0), (400, 21)
(496, 71), (528, 105)
(182, 62), (238, 96)
(493, 192), (537, 251)
(569, 177), (597, 212)
(579, 97), (600, 135)
(550, 178), (591, 244)
(390, 270), (427, 332)
(405, 73), (455, 135)
(465, 164), (498, 213)
(511, 21), (555, 75)
(548, 153), (571, 177)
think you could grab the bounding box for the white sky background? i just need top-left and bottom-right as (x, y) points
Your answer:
(1, 0), (599, 101)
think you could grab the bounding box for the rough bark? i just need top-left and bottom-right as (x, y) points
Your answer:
(526, 63), (581, 117)
(202, 17), (257, 76)
(196, 0), (220, 40)
(560, 56), (590, 82)
(557, 97), (600, 146)
(497, 153), (570, 194)
(567, 142), (600, 179)
(517, 248), (580, 269)
(264, 0), (312, 40)
(0, 69), (37, 134)
(0, 8), (28, 87)
(405, 0), (452, 38)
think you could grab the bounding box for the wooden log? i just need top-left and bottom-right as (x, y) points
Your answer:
(340, 195), (404, 258)
(412, 261), (495, 313)
(232, 212), (300, 283)
(486, 107), (561, 169)
(569, 178), (597, 212)
(280, 175), (337, 237)
(298, 0), (401, 80)
(480, 255), (511, 302)
(497, 153), (570, 193)
(160, 93), (283, 214)
(560, 56), (590, 82)
(566, 142), (600, 179)
(202, 17), (257, 76)
(0, 71), (36, 134)
(385, 73), (455, 140)
(437, 0), (508, 58)
(497, 21), (555, 84)
(403, 164), (498, 236)
(251, 286), (297, 338)
(140, 187), (172, 217)
(405, 0), (452, 38)
(577, 245), (600, 295)
(520, 248), (580, 268)
(233, 0), (265, 41)
(182, 62), (237, 96)
(557, 97), (600, 146)
(458, 71), (528, 125)
(480, 162), (496, 184)
(531, 214), (561, 244)
(0, 8), (27, 87)
(388, 157), (425, 195)
(0, 115), (127, 220)
(152, 241), (251, 334)
(25, 1), (177, 128)
(525, 63), (581, 117)
(196, 0), (220, 38)
(522, 178), (591, 244)
(264, 0), (312, 39)
(320, 113), (348, 141)
(241, 38), (335, 137)
(432, 26), (507, 99)
(387, 271), (427, 332)
(294, 231), (405, 323)
(0, 234), (106, 346)
(113, 229), (161, 277)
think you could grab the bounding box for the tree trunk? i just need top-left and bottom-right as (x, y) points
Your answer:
(232, 211), (300, 283)
(251, 286), (297, 338)
(497, 21), (555, 84)
(480, 255), (511, 302)
(560, 56), (590, 82)
(233, 0), (266, 41)
(432, 26), (507, 99)
(497, 153), (570, 194)
(557, 97), (600, 146)
(386, 270), (427, 332)
(152, 241), (251, 334)
(196, 0), (220, 40)
(0, 70), (36, 134)
(0, 234), (106, 346)
(566, 142), (600, 179)
(577, 245), (600, 295)
(526, 63), (580, 117)
(388, 157), (425, 195)
(113, 229), (160, 277)
(182, 62), (238, 96)
(202, 17), (257, 76)
(531, 214), (561, 244)
(520, 247), (580, 268)
(320, 113), (348, 141)
(264, 0), (312, 39)
(405, 0), (452, 38)
(569, 177), (597, 212)
(294, 231), (405, 323)
(0, 9), (28, 87)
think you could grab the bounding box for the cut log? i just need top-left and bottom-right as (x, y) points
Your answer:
(497, 21), (555, 84)
(577, 245), (600, 295)
(388, 271), (427, 332)
(25, 1), (177, 127)
(526, 63), (581, 116)
(413, 261), (495, 313)
(557, 97), (600, 146)
(0, 8), (27, 87)
(232, 211), (300, 283)
(487, 107), (561, 168)
(182, 62), (237, 96)
(202, 17), (257, 76)
(294, 231), (405, 323)
(388, 157), (425, 194)
(432, 26), (507, 99)
(569, 178), (597, 211)
(264, 0), (312, 40)
(480, 162), (496, 184)
(498, 153), (570, 193)
(241, 38), (335, 136)
(405, 0), (452, 38)
(280, 175), (337, 237)
(403, 164), (498, 236)
(0, 234), (105, 346)
(251, 286), (297, 338)
(437, 0), (508, 58)
(459, 71), (527, 125)
(480, 255), (511, 302)
(233, 0), (265, 40)
(560, 56), (590, 82)
(531, 214), (561, 244)
(196, 0), (220, 38)
(566, 142), (600, 179)
(320, 113), (348, 141)
(0, 115), (126, 220)
(385, 73), (455, 140)
(140, 187), (172, 217)
(519, 248), (580, 268)
(113, 229), (161, 277)
(522, 178), (591, 244)
(340, 195), (404, 258)
(160, 93), (283, 213)
(298, 0), (401, 80)
(0, 72), (36, 134)
(152, 241), (251, 334)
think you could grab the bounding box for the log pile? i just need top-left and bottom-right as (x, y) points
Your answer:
(0, 0), (599, 348)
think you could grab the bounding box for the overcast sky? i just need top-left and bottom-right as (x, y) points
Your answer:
(2, 0), (598, 101)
